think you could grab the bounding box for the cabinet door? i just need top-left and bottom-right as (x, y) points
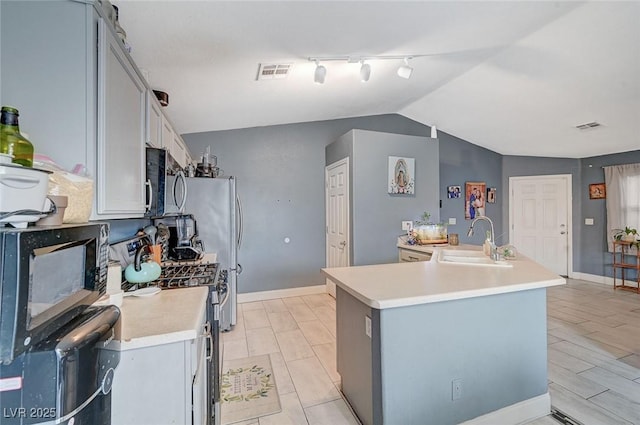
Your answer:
(173, 134), (187, 168)
(96, 18), (146, 216)
(161, 114), (175, 153)
(399, 249), (431, 262)
(146, 90), (163, 148)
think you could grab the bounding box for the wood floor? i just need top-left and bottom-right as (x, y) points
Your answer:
(223, 278), (640, 425)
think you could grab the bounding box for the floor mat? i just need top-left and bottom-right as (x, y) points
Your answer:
(221, 354), (281, 424)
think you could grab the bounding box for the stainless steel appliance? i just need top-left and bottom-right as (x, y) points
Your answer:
(145, 147), (186, 217)
(123, 261), (223, 425)
(165, 176), (241, 331)
(0, 223), (110, 363)
(171, 214), (204, 260)
(0, 305), (121, 425)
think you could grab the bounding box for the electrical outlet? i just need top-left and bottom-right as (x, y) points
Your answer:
(365, 316), (372, 338)
(448, 218), (456, 225)
(585, 218), (594, 225)
(452, 379), (463, 400)
(402, 221), (413, 231)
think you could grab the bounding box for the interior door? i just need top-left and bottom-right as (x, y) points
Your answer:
(510, 175), (571, 276)
(325, 158), (350, 297)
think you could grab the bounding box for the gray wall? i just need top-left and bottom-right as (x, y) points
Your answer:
(183, 111), (638, 293)
(578, 150), (640, 277)
(183, 114), (436, 293)
(502, 151), (640, 278)
(350, 130), (439, 265)
(439, 132), (504, 245)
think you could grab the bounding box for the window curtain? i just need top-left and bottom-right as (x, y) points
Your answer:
(604, 163), (640, 252)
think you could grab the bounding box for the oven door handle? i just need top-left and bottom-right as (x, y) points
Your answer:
(203, 322), (213, 361)
(219, 284), (230, 309)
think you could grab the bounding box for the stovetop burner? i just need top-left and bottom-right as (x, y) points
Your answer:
(122, 261), (219, 292)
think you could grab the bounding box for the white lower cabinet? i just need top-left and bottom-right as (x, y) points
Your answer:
(112, 318), (209, 425)
(398, 248), (432, 262)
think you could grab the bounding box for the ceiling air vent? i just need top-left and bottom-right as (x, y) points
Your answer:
(257, 63), (292, 81)
(575, 121), (602, 131)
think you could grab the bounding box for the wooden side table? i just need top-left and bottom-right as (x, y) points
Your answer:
(612, 240), (640, 293)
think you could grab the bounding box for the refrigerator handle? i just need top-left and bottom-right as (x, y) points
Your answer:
(236, 194), (243, 248)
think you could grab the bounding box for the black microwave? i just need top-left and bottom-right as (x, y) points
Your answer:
(0, 223), (109, 364)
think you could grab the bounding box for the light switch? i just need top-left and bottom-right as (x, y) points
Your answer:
(585, 218), (594, 226)
(449, 218), (456, 225)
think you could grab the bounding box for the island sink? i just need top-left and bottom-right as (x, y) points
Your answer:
(438, 249), (513, 267)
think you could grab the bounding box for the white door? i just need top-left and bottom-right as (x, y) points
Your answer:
(325, 158), (350, 297)
(510, 175), (571, 276)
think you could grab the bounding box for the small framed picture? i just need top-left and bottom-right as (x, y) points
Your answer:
(465, 181), (486, 220)
(589, 183), (606, 199)
(447, 185), (461, 199)
(487, 187), (496, 204)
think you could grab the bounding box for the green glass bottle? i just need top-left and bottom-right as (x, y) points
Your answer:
(0, 106), (34, 167)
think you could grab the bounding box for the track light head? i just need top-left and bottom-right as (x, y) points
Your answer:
(397, 57), (413, 79)
(360, 62), (371, 82)
(314, 61), (326, 84)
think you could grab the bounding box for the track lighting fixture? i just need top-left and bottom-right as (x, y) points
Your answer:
(397, 57), (413, 79)
(314, 61), (326, 84)
(308, 54), (425, 84)
(360, 61), (371, 82)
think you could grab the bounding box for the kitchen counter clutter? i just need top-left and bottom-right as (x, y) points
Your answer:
(322, 246), (565, 425)
(117, 286), (208, 350)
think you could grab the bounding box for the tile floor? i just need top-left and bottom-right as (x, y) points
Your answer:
(222, 279), (640, 425)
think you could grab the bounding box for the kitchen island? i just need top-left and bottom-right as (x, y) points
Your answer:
(322, 247), (564, 425)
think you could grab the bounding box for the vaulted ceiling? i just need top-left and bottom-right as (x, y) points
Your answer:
(118, 1), (640, 158)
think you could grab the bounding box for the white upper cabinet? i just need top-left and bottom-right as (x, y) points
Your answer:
(0, 0), (191, 220)
(96, 18), (146, 217)
(146, 91), (163, 148)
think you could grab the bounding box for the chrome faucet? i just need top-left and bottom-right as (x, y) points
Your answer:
(466, 216), (499, 260)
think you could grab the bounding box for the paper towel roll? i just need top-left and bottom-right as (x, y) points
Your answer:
(107, 262), (123, 295)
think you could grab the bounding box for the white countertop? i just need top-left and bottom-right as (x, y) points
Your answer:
(396, 237), (477, 254)
(323, 245), (565, 309)
(118, 286), (208, 351)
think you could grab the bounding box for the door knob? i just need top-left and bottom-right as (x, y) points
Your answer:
(560, 231), (566, 235)
(339, 241), (346, 247)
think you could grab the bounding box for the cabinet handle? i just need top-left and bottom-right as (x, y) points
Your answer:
(145, 179), (153, 211)
(408, 256), (420, 261)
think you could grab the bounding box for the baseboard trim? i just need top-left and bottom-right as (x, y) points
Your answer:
(460, 393), (550, 425)
(571, 272), (615, 286)
(238, 285), (326, 303)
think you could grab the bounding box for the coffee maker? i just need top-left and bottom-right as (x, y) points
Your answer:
(154, 214), (204, 261)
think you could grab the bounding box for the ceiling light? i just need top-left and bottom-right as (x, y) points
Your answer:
(314, 61), (326, 84)
(397, 58), (413, 79)
(360, 62), (371, 82)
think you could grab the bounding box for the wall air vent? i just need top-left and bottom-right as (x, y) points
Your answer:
(257, 63), (293, 80)
(575, 121), (602, 130)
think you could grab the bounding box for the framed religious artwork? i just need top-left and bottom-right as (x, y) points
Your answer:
(388, 156), (415, 194)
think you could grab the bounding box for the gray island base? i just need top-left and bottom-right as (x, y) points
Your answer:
(323, 250), (564, 425)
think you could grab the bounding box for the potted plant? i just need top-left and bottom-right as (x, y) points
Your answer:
(411, 212), (448, 245)
(612, 226), (640, 249)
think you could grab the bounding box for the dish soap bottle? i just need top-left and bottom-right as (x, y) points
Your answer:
(0, 106), (34, 167)
(483, 231), (492, 256)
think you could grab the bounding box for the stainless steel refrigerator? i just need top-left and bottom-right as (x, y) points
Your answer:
(175, 176), (242, 331)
